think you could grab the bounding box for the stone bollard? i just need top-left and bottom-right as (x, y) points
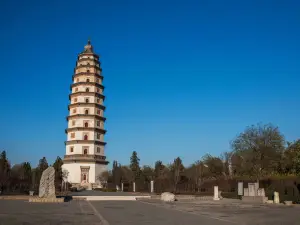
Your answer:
(121, 183), (124, 192)
(274, 191), (280, 204)
(213, 186), (220, 200)
(150, 180), (154, 193)
(133, 182), (136, 192)
(238, 182), (243, 196)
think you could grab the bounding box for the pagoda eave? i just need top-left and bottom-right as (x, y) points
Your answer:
(69, 92), (105, 100)
(65, 127), (107, 134)
(63, 154), (108, 165)
(72, 72), (103, 80)
(77, 58), (101, 64)
(70, 82), (104, 90)
(66, 114), (106, 121)
(63, 159), (109, 165)
(68, 103), (106, 110)
(75, 65), (101, 70)
(77, 52), (99, 59)
(65, 140), (107, 146)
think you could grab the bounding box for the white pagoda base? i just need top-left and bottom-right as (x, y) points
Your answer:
(62, 163), (106, 184)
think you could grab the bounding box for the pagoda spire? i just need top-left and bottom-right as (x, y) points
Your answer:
(83, 38), (93, 53)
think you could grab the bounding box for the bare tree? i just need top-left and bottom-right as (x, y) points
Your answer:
(231, 123), (285, 180)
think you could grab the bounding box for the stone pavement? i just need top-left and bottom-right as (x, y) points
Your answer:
(0, 199), (299, 225)
(70, 190), (149, 196)
(138, 198), (300, 225)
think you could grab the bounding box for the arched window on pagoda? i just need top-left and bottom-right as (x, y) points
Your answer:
(85, 109), (89, 115)
(83, 149), (88, 155)
(86, 88), (89, 92)
(86, 78), (90, 82)
(85, 98), (89, 103)
(84, 135), (88, 140)
(84, 122), (88, 128)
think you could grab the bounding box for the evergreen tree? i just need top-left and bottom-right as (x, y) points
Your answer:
(53, 156), (63, 191)
(154, 160), (164, 179)
(112, 160), (122, 186)
(0, 151), (10, 192)
(171, 157), (184, 193)
(34, 157), (49, 191)
(38, 157), (48, 172)
(130, 151), (140, 181)
(22, 162), (32, 190)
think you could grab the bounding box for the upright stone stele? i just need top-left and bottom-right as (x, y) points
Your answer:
(213, 186), (220, 200)
(274, 191), (280, 204)
(133, 182), (136, 192)
(238, 182), (243, 196)
(29, 166), (64, 202)
(150, 180), (154, 193)
(38, 167), (56, 198)
(121, 183), (124, 192)
(248, 183), (256, 197)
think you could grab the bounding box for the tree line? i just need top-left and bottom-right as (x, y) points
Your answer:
(1, 123), (299, 194)
(0, 154), (64, 194)
(104, 123), (300, 193)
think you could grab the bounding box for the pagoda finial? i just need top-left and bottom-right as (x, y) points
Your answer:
(82, 38), (93, 53)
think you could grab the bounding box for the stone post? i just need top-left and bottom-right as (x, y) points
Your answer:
(274, 191), (280, 204)
(121, 183), (124, 192)
(150, 180), (154, 193)
(133, 182), (136, 192)
(213, 186), (220, 200)
(238, 182), (243, 196)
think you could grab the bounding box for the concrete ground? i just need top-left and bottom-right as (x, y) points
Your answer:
(138, 198), (300, 225)
(0, 199), (299, 225)
(70, 190), (149, 196)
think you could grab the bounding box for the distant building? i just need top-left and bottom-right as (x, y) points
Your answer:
(62, 40), (108, 186)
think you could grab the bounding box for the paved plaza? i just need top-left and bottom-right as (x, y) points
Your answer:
(70, 190), (147, 196)
(0, 199), (299, 225)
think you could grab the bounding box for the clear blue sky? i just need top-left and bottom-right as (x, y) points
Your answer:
(0, 0), (299, 168)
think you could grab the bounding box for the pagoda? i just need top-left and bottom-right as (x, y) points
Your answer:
(62, 40), (108, 186)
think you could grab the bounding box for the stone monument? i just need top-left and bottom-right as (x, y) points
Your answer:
(257, 188), (265, 197)
(161, 192), (176, 202)
(39, 167), (56, 198)
(150, 180), (154, 193)
(242, 182), (267, 203)
(213, 186), (220, 200)
(274, 191), (280, 204)
(29, 166), (63, 203)
(238, 182), (243, 196)
(248, 183), (256, 197)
